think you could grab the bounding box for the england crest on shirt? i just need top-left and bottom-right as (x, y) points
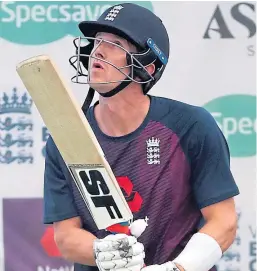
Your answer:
(146, 137), (160, 165)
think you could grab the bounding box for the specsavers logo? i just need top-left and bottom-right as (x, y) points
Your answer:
(0, 1), (153, 45)
(204, 95), (256, 158)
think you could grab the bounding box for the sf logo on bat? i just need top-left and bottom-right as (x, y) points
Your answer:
(77, 168), (123, 220)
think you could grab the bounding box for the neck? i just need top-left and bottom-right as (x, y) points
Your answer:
(94, 86), (150, 137)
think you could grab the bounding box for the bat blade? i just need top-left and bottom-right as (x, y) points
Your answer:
(16, 55), (133, 230)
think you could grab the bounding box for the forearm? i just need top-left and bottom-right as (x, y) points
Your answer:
(199, 219), (237, 252)
(55, 227), (97, 266)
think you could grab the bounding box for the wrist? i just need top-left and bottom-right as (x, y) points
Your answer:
(173, 232), (222, 271)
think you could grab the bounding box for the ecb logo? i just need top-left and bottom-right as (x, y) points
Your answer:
(0, 88), (34, 164)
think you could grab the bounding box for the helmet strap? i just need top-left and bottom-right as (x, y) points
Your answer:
(99, 75), (132, 98)
(81, 73), (132, 113)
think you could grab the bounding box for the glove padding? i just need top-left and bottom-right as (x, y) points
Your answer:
(94, 234), (145, 271)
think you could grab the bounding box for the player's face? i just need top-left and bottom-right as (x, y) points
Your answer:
(88, 32), (136, 93)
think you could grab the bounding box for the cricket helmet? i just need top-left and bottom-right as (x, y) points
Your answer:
(69, 3), (170, 110)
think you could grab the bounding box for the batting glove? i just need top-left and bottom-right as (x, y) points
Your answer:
(94, 233), (145, 271)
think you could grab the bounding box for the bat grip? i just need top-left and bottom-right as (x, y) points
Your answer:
(107, 222), (147, 268)
(106, 222), (131, 235)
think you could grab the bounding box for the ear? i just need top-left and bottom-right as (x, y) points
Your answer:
(145, 63), (155, 76)
(132, 63), (156, 82)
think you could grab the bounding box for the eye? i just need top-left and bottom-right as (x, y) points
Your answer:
(94, 38), (101, 45)
(114, 40), (122, 47)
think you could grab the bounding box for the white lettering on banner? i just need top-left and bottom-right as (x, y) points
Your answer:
(0, 2), (111, 28)
(31, 5), (45, 22)
(59, 5), (71, 22)
(46, 5), (58, 23)
(239, 117), (254, 134)
(1, 1), (16, 23)
(211, 112), (256, 139)
(71, 5), (84, 22)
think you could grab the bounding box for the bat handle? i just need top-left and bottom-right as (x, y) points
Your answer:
(107, 221), (147, 268)
(107, 217), (148, 237)
(106, 222), (131, 235)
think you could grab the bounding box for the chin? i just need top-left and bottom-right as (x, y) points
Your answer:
(89, 77), (120, 94)
(89, 82), (114, 94)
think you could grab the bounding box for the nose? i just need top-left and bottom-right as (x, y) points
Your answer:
(93, 42), (106, 60)
(95, 51), (104, 60)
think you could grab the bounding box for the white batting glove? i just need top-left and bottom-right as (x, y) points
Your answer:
(94, 233), (145, 271)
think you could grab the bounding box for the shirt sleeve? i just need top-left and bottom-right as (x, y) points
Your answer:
(43, 136), (79, 224)
(190, 108), (240, 209)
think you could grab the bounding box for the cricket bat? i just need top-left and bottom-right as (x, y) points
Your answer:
(16, 55), (133, 231)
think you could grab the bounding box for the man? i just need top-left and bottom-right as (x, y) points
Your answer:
(43, 3), (239, 271)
